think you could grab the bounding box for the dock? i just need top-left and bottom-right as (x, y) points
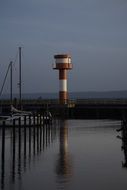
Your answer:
(1, 98), (127, 119)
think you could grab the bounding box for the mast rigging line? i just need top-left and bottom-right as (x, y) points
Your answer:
(0, 62), (12, 97)
(0, 48), (20, 98)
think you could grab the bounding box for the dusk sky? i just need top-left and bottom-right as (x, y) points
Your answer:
(0, 0), (127, 94)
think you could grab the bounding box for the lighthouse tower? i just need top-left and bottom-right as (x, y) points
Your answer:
(53, 54), (72, 104)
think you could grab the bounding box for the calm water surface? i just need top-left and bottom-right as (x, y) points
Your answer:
(0, 119), (126, 190)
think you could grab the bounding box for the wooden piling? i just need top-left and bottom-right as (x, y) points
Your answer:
(2, 121), (5, 156)
(1, 121), (5, 189)
(12, 119), (16, 183)
(24, 124), (26, 155)
(18, 117), (21, 126)
(33, 123), (36, 155)
(37, 123), (39, 152)
(29, 115), (31, 126)
(24, 115), (26, 126)
(42, 125), (45, 150)
(24, 124), (27, 171)
(29, 123), (31, 156)
(37, 114), (39, 126)
(33, 115), (35, 126)
(40, 125), (42, 151)
(39, 114), (42, 126)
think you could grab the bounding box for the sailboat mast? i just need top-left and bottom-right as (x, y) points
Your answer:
(19, 47), (22, 109)
(10, 61), (13, 105)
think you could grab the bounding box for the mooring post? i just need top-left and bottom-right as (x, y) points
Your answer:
(37, 114), (39, 126)
(29, 115), (31, 126)
(37, 121), (39, 153)
(42, 124), (45, 150)
(33, 120), (36, 155)
(33, 114), (35, 126)
(18, 117), (21, 126)
(12, 119), (16, 159)
(18, 117), (21, 173)
(48, 124), (50, 144)
(42, 114), (44, 125)
(1, 121), (5, 190)
(24, 115), (26, 126)
(45, 124), (48, 147)
(40, 125), (42, 151)
(24, 124), (26, 171)
(51, 123), (53, 141)
(29, 123), (31, 157)
(39, 114), (42, 126)
(24, 123), (26, 156)
(13, 119), (16, 128)
(12, 119), (16, 183)
(2, 121), (5, 156)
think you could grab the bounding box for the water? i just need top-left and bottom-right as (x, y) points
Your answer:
(0, 119), (127, 190)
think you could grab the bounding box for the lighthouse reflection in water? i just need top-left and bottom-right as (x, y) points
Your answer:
(1, 119), (127, 190)
(56, 120), (72, 187)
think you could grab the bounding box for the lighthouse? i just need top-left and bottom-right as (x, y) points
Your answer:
(53, 54), (72, 104)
